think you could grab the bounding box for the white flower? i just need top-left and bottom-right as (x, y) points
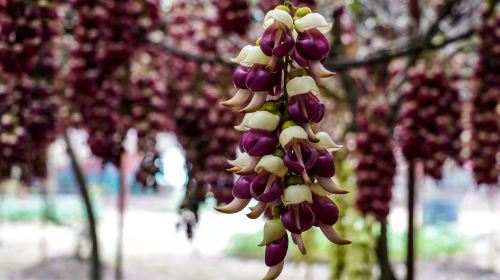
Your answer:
(282, 184), (313, 205)
(309, 131), (343, 151)
(236, 111), (280, 132)
(279, 125), (308, 147)
(294, 13), (332, 34)
(263, 9), (294, 30)
(231, 45), (271, 67)
(286, 76), (319, 97)
(255, 155), (288, 177)
(227, 152), (250, 168)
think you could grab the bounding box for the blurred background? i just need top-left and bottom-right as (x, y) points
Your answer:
(0, 0), (498, 279)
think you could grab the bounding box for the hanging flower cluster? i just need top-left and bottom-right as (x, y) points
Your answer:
(0, 0), (62, 182)
(354, 99), (396, 220)
(175, 88), (240, 204)
(214, 0), (251, 36)
(165, 0), (242, 211)
(67, 0), (163, 166)
(217, 5), (349, 279)
(128, 47), (173, 188)
(396, 69), (462, 179)
(468, 9), (499, 185)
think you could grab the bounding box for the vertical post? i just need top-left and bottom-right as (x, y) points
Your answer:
(378, 219), (396, 280)
(40, 178), (49, 261)
(63, 131), (101, 280)
(406, 160), (416, 280)
(115, 156), (127, 280)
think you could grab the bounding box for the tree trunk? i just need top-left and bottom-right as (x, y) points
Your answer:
(377, 219), (396, 280)
(406, 160), (416, 280)
(115, 156), (127, 280)
(63, 131), (101, 280)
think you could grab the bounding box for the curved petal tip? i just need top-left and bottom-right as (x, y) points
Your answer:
(214, 198), (251, 214)
(262, 261), (285, 280)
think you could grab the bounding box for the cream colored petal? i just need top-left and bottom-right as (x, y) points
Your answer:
(279, 125), (308, 147)
(227, 152), (250, 167)
(255, 155), (288, 177)
(310, 182), (331, 196)
(258, 219), (286, 246)
(309, 131), (343, 151)
(264, 9), (293, 30)
(286, 76), (319, 97)
(240, 46), (271, 67)
(246, 111), (280, 131)
(282, 184), (313, 206)
(294, 13), (332, 34)
(231, 45), (253, 63)
(234, 113), (253, 131)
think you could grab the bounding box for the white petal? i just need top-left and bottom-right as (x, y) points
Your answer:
(246, 111), (280, 131)
(282, 184), (313, 206)
(240, 46), (271, 67)
(234, 113), (253, 131)
(259, 219), (286, 246)
(231, 45), (253, 63)
(286, 76), (319, 97)
(255, 155), (288, 177)
(279, 126), (308, 147)
(227, 152), (250, 167)
(309, 131), (343, 151)
(310, 182), (331, 196)
(294, 13), (332, 34)
(264, 9), (293, 30)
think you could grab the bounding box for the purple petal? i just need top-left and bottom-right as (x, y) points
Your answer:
(273, 33), (295, 57)
(298, 203), (316, 232)
(280, 207), (300, 234)
(241, 130), (279, 157)
(233, 66), (250, 89)
(259, 179), (283, 202)
(283, 142), (318, 172)
(312, 196), (339, 226)
(301, 143), (319, 170)
(311, 150), (335, 177)
(293, 48), (309, 67)
(283, 151), (304, 173)
(304, 94), (325, 122)
(260, 25), (277, 57)
(246, 65), (279, 92)
(250, 172), (269, 199)
(287, 96), (309, 124)
(296, 29), (330, 61)
(232, 175), (255, 199)
(265, 234), (288, 267)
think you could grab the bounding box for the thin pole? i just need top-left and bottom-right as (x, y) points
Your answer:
(406, 160), (416, 280)
(115, 156), (127, 280)
(378, 219), (396, 280)
(63, 131), (101, 280)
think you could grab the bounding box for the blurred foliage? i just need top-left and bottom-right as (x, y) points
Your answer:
(226, 231), (264, 259)
(329, 152), (377, 280)
(389, 224), (467, 261)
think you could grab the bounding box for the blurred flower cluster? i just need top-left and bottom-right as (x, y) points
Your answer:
(67, 0), (164, 173)
(397, 68), (462, 179)
(355, 98), (396, 220)
(214, 0), (250, 36)
(469, 8), (499, 185)
(165, 0), (241, 217)
(0, 0), (62, 182)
